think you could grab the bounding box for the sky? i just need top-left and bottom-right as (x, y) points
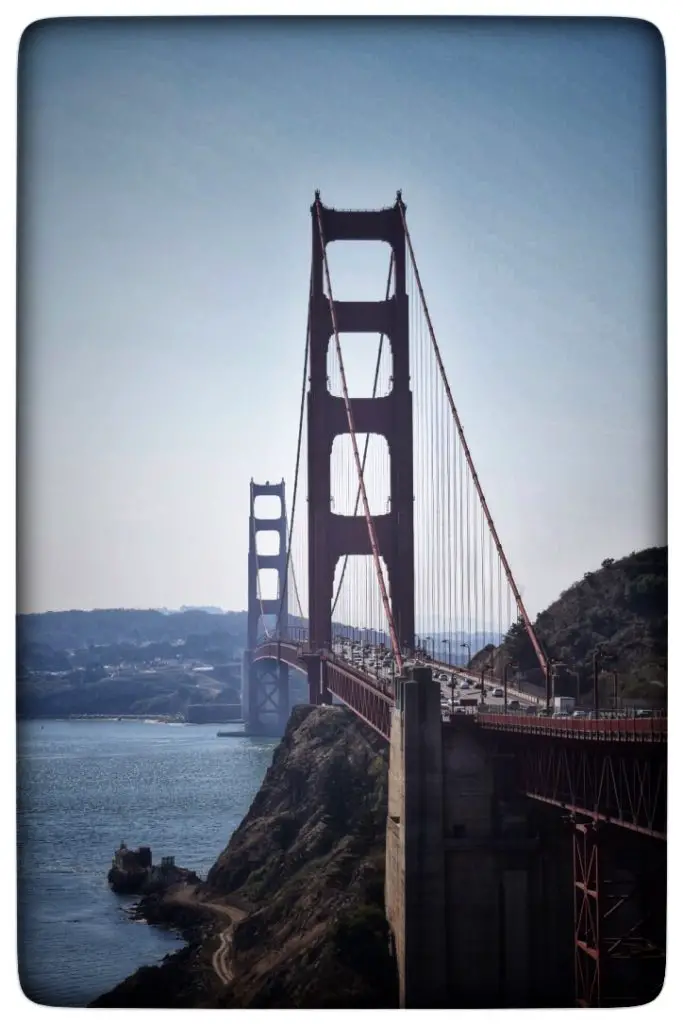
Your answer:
(17, 16), (666, 618)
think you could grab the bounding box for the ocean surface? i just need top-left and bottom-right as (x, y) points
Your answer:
(16, 719), (278, 1007)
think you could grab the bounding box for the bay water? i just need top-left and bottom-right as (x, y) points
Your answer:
(16, 719), (278, 1007)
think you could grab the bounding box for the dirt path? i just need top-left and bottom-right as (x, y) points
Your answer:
(166, 885), (248, 987)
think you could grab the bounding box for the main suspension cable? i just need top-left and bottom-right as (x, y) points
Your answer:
(397, 196), (548, 678)
(315, 197), (403, 674)
(276, 268), (312, 635)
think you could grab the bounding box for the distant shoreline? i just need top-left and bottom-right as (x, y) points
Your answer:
(17, 715), (234, 725)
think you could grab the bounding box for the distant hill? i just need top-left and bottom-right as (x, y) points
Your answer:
(179, 605), (225, 615)
(16, 608), (249, 719)
(500, 546), (667, 699)
(17, 608), (248, 652)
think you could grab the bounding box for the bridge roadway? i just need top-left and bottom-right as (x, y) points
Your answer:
(252, 637), (665, 744)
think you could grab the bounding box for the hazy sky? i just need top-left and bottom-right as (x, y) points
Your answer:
(18, 16), (665, 617)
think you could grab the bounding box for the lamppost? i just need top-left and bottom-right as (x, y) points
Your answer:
(442, 638), (452, 667)
(503, 661), (517, 713)
(460, 641), (471, 668)
(592, 646), (605, 719)
(565, 667), (581, 705)
(612, 670), (619, 711)
(425, 637), (432, 662)
(546, 657), (556, 711)
(449, 676), (457, 714)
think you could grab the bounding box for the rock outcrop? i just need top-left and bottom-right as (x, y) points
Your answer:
(107, 843), (200, 895)
(92, 704), (397, 1009)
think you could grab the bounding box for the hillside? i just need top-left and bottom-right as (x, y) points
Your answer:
(17, 607), (249, 653)
(92, 705), (397, 1009)
(501, 546), (667, 698)
(16, 609), (247, 719)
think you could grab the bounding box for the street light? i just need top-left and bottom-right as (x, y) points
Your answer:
(545, 657), (556, 711)
(425, 637), (432, 662)
(503, 661), (517, 713)
(592, 648), (602, 718)
(460, 641), (471, 667)
(566, 667), (581, 704)
(442, 638), (452, 666)
(592, 645), (609, 718)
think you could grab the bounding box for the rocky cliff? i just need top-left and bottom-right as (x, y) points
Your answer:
(92, 704), (398, 1009)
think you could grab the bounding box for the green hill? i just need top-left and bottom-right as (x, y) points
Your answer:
(502, 546), (667, 700)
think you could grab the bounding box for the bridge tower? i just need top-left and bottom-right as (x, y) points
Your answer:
(307, 195), (415, 702)
(243, 479), (290, 735)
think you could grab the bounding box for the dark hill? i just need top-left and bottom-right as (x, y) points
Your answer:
(502, 546), (667, 699)
(205, 704), (397, 1008)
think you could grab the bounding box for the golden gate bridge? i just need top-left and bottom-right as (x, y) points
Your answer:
(241, 193), (665, 1008)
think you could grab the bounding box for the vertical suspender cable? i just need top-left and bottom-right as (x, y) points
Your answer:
(398, 199), (548, 679)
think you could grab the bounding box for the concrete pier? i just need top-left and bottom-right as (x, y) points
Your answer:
(385, 666), (574, 1008)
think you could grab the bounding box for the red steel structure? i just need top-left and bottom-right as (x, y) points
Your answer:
(307, 196), (415, 678)
(254, 639), (394, 739)
(251, 194), (667, 1007)
(572, 819), (666, 1007)
(254, 642), (666, 1007)
(245, 479), (290, 732)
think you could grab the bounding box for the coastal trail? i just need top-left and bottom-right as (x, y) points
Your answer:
(167, 884), (248, 987)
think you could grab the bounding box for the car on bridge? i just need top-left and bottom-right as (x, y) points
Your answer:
(492, 687), (504, 698)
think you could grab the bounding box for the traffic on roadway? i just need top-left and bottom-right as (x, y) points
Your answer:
(329, 638), (659, 722)
(329, 638), (538, 719)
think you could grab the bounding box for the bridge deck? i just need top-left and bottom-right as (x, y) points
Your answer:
(253, 642), (666, 744)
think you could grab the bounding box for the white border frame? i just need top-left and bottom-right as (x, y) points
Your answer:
(2, 3), (677, 1022)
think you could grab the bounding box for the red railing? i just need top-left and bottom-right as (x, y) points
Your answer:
(477, 712), (667, 743)
(325, 660), (393, 741)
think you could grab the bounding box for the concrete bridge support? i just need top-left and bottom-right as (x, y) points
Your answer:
(243, 654), (290, 737)
(385, 667), (447, 1007)
(305, 654), (331, 706)
(385, 667), (576, 1008)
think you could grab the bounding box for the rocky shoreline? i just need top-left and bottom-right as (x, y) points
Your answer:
(91, 704), (398, 1009)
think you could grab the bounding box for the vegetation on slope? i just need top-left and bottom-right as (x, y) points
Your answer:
(92, 705), (398, 1009)
(501, 546), (667, 699)
(205, 704), (397, 1008)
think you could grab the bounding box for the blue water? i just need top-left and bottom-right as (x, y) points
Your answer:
(16, 719), (278, 1007)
